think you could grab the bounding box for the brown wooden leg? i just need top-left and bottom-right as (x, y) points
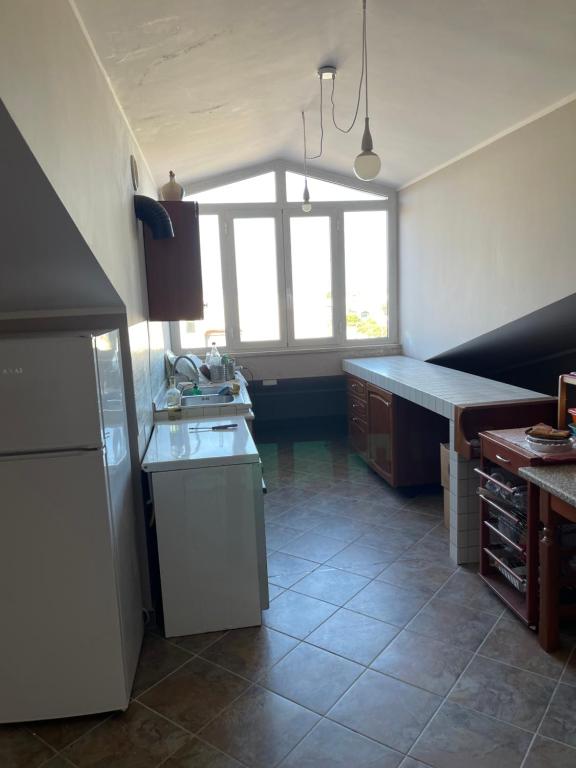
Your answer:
(539, 491), (560, 651)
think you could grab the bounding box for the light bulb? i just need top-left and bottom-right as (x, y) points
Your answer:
(302, 201), (312, 213)
(354, 150), (381, 181)
(353, 116), (381, 180)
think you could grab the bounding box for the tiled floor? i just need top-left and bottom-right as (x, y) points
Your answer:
(4, 437), (576, 767)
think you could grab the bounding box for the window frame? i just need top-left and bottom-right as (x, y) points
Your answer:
(170, 160), (398, 355)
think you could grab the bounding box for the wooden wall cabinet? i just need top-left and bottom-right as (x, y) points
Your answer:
(346, 374), (449, 487)
(143, 200), (204, 321)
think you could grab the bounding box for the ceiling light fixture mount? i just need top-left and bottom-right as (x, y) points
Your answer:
(299, 0), (381, 212)
(317, 65), (337, 80)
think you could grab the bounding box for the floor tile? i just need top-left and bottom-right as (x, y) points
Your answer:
(307, 608), (398, 665)
(162, 736), (242, 767)
(403, 491), (444, 516)
(435, 569), (503, 615)
(274, 506), (330, 532)
(371, 630), (472, 696)
(265, 523), (302, 552)
(385, 509), (441, 537)
(279, 718), (403, 767)
(64, 701), (188, 768)
(130, 633), (191, 697)
(267, 551), (318, 588)
(561, 647), (576, 687)
(328, 669), (441, 753)
(406, 596), (497, 651)
(201, 626), (299, 681)
(377, 556), (455, 592)
(261, 643), (363, 714)
(172, 630), (229, 655)
(406, 535), (456, 570)
(410, 701), (532, 768)
(449, 655), (555, 731)
(354, 527), (420, 555)
(279, 531), (347, 563)
(43, 758), (76, 768)
(480, 615), (570, 679)
(346, 580), (432, 627)
(309, 513), (372, 543)
(325, 542), (397, 578)
(523, 735), (576, 767)
(262, 590), (337, 639)
(26, 713), (107, 752)
(539, 683), (576, 747)
(0, 726), (54, 768)
(291, 566), (370, 605)
(139, 657), (249, 732)
(399, 759), (429, 768)
(201, 686), (319, 768)
(268, 583), (285, 600)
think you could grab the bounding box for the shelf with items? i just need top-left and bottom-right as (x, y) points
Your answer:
(477, 432), (540, 627)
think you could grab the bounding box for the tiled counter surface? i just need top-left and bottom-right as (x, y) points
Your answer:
(343, 356), (554, 564)
(519, 464), (576, 507)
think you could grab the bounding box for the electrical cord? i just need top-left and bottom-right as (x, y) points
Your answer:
(306, 75), (324, 159)
(331, 0), (367, 133)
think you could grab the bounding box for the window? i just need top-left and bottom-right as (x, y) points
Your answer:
(233, 217), (281, 342)
(173, 164), (396, 353)
(178, 215), (226, 349)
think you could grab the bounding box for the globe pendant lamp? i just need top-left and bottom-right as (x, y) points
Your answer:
(353, 1), (380, 180)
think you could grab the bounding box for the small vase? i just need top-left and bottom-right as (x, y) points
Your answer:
(160, 171), (184, 201)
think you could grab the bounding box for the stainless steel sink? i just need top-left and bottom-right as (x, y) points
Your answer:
(181, 394), (234, 406)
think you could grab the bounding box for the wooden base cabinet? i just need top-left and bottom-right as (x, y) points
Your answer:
(346, 375), (448, 488)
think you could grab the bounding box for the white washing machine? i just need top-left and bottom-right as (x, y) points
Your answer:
(142, 418), (268, 637)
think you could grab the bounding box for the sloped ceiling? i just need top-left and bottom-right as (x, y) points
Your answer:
(74, 0), (576, 189)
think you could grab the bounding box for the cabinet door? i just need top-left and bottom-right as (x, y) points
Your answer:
(144, 200), (204, 321)
(349, 414), (368, 457)
(368, 388), (394, 482)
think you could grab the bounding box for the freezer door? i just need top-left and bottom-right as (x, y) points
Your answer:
(0, 450), (128, 722)
(0, 336), (102, 454)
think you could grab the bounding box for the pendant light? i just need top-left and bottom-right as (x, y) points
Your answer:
(301, 111), (312, 212)
(299, 0), (381, 187)
(353, 0), (381, 180)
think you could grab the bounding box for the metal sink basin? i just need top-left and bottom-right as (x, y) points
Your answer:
(181, 393), (234, 406)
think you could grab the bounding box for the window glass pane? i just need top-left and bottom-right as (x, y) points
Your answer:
(344, 211), (388, 339)
(179, 215), (226, 350)
(286, 172), (385, 202)
(186, 172), (276, 204)
(234, 218), (280, 342)
(289, 217), (333, 339)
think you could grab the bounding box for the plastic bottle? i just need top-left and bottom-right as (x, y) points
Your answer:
(206, 342), (221, 366)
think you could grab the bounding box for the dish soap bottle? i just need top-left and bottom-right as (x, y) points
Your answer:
(166, 376), (181, 407)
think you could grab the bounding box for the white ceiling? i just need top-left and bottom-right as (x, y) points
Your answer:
(75, 0), (576, 189)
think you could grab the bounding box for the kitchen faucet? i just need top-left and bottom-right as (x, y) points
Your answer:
(171, 355), (200, 383)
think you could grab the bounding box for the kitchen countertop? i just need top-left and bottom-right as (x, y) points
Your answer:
(343, 356), (553, 419)
(142, 417), (259, 471)
(519, 464), (576, 508)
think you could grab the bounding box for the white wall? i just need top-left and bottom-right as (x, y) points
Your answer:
(400, 99), (576, 361)
(0, 0), (154, 326)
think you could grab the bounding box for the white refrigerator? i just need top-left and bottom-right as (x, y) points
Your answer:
(0, 331), (143, 723)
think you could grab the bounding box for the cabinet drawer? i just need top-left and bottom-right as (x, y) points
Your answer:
(348, 394), (368, 420)
(347, 376), (367, 400)
(482, 439), (525, 474)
